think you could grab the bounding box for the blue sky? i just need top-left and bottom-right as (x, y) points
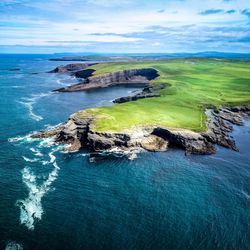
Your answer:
(0, 0), (249, 53)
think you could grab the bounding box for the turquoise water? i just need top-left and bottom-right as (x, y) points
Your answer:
(0, 54), (249, 250)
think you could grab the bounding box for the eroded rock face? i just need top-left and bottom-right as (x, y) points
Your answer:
(54, 68), (159, 92)
(113, 83), (167, 103)
(152, 127), (216, 155)
(140, 135), (169, 152)
(48, 63), (96, 73)
(31, 105), (250, 156)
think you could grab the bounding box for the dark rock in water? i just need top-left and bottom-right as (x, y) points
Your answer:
(54, 68), (159, 92)
(9, 68), (20, 71)
(48, 63), (96, 73)
(31, 125), (64, 139)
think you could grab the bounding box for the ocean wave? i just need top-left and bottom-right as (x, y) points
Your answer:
(38, 137), (55, 148)
(8, 130), (56, 147)
(17, 148), (61, 230)
(56, 79), (65, 86)
(18, 92), (53, 121)
(8, 133), (38, 143)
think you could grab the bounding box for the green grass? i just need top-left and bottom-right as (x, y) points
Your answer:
(75, 58), (250, 133)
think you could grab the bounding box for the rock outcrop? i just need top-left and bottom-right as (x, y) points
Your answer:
(31, 105), (250, 156)
(48, 63), (96, 73)
(53, 68), (159, 92)
(113, 83), (167, 103)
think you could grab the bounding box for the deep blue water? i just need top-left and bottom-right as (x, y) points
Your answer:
(0, 54), (249, 250)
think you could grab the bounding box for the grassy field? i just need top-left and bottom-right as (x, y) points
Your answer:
(75, 58), (250, 132)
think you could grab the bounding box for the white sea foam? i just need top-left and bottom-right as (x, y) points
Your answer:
(56, 79), (66, 86)
(17, 148), (61, 230)
(38, 137), (54, 148)
(30, 147), (43, 157)
(18, 100), (43, 121)
(8, 133), (38, 143)
(9, 132), (55, 149)
(22, 156), (39, 163)
(19, 92), (52, 121)
(44, 123), (63, 130)
(5, 242), (23, 250)
(42, 160), (50, 165)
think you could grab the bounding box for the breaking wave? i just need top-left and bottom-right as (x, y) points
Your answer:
(8, 133), (38, 143)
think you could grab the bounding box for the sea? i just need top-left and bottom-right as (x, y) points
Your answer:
(0, 54), (249, 250)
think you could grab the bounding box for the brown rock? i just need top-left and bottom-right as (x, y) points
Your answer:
(140, 135), (168, 152)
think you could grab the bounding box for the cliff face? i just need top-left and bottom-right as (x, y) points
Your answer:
(48, 63), (96, 73)
(113, 83), (167, 103)
(31, 105), (250, 156)
(54, 68), (159, 92)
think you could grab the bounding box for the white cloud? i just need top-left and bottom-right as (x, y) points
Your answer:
(0, 0), (249, 52)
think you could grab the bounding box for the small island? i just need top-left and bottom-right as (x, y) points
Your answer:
(33, 58), (250, 156)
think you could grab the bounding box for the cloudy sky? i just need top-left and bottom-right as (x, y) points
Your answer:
(0, 0), (249, 53)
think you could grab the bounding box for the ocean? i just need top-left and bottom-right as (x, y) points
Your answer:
(0, 54), (249, 250)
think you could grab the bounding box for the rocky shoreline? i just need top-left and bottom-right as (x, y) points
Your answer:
(50, 63), (164, 102)
(48, 63), (165, 103)
(38, 62), (250, 158)
(31, 105), (250, 156)
(53, 67), (159, 92)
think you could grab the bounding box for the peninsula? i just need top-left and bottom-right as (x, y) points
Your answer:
(33, 58), (250, 156)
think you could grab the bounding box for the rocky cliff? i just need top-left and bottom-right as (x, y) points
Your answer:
(53, 68), (159, 92)
(48, 63), (96, 73)
(113, 83), (167, 103)
(31, 105), (250, 157)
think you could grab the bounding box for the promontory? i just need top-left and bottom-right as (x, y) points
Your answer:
(33, 58), (250, 156)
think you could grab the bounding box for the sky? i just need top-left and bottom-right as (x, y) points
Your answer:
(0, 0), (249, 53)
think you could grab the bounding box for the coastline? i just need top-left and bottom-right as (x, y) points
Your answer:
(31, 104), (250, 156)
(30, 61), (250, 156)
(1, 54), (250, 250)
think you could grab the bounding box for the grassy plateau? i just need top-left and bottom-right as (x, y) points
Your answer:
(75, 58), (250, 133)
